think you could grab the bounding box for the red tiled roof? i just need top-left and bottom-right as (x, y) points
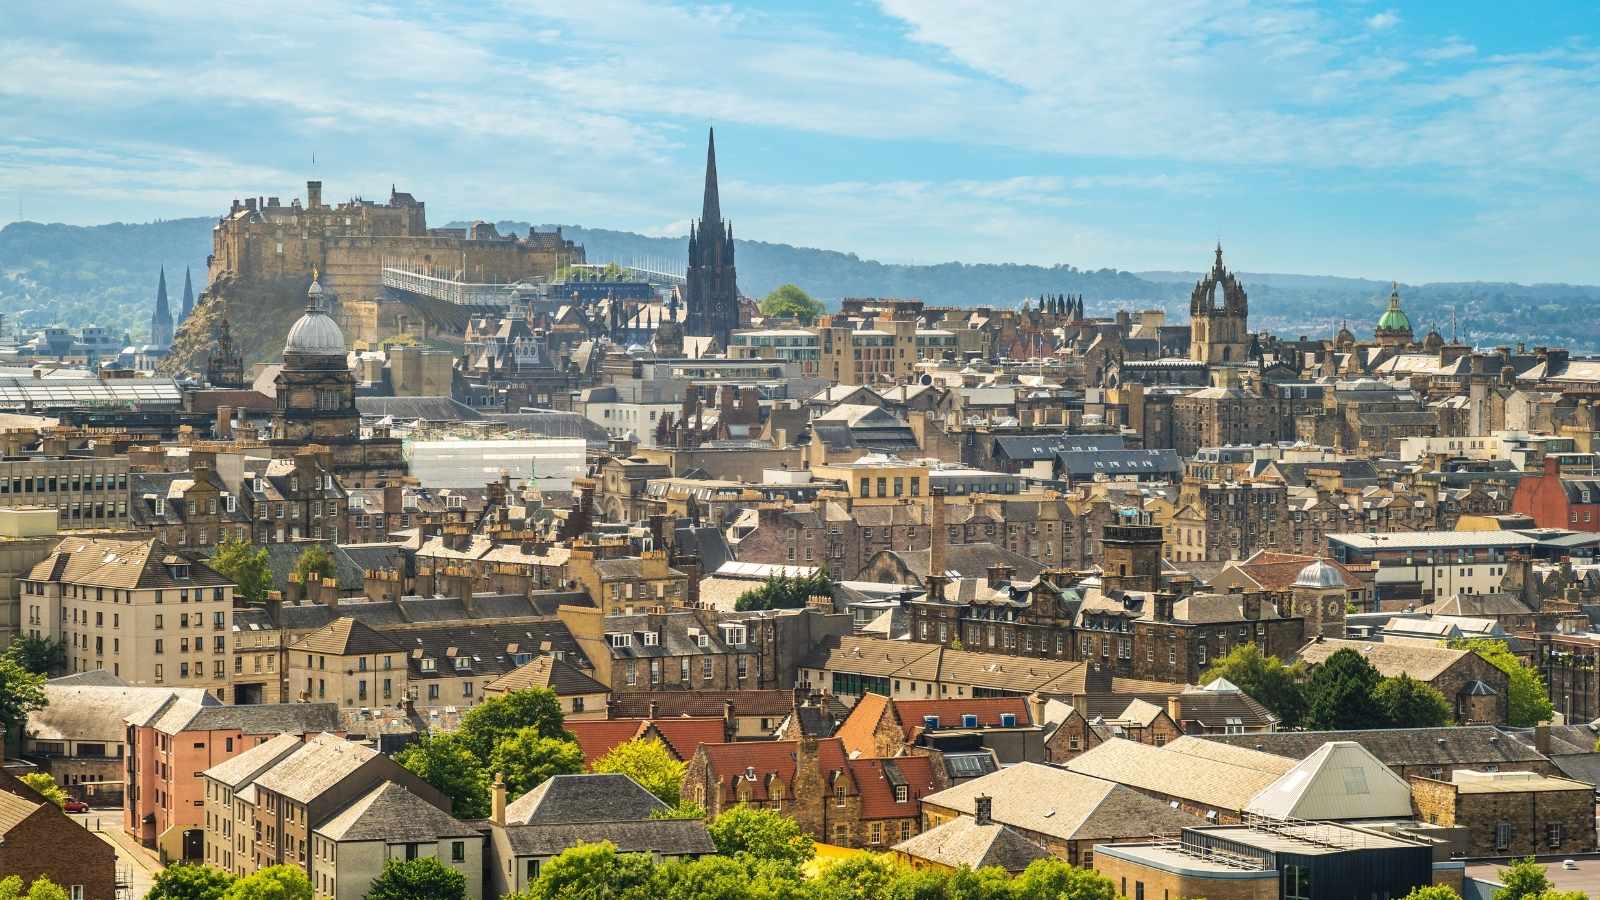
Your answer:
(835, 693), (890, 757)
(890, 697), (1031, 742)
(700, 738), (850, 803)
(569, 717), (727, 766)
(848, 755), (939, 820)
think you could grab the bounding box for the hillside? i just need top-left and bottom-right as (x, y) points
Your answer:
(3, 216), (1597, 351)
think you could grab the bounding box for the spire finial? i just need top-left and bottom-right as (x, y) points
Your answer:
(700, 127), (721, 228)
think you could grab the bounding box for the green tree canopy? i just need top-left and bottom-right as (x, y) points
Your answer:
(212, 537), (273, 604)
(148, 864), (237, 900)
(591, 738), (686, 806)
(1494, 857), (1551, 900)
(758, 284), (825, 325)
(0, 877), (19, 900)
(809, 855), (899, 900)
(21, 879), (66, 900)
(219, 865), (311, 900)
(1304, 647), (1388, 730)
(705, 805), (814, 866)
(395, 732), (491, 820)
(650, 800), (708, 821)
(457, 687), (570, 761)
(3, 635), (64, 677)
(488, 729), (584, 798)
(1376, 673), (1453, 727)
(0, 656), (46, 735)
(509, 841), (654, 900)
(1200, 642), (1308, 727)
(19, 773), (65, 808)
(734, 572), (832, 612)
(290, 545), (335, 585)
(1010, 858), (1119, 900)
(1401, 888), (1464, 900)
(1450, 638), (1555, 726)
(365, 857), (466, 900)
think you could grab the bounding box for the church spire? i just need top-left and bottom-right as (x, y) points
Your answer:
(701, 127), (721, 227)
(180, 267), (195, 323)
(151, 266), (174, 347)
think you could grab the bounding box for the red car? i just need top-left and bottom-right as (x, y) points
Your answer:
(63, 798), (88, 813)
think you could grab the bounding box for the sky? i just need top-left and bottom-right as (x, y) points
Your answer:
(2, 1), (1599, 283)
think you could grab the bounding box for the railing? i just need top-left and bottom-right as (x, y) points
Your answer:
(381, 268), (521, 306)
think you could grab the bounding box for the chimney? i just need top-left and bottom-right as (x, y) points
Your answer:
(723, 699), (736, 733)
(491, 773), (507, 825)
(1241, 593), (1261, 621)
(1535, 723), (1551, 756)
(927, 488), (948, 602)
(1028, 693), (1046, 726)
(307, 180), (323, 209)
(648, 700), (660, 719)
(1167, 695), (1183, 730)
(216, 406), (233, 439)
(987, 565), (1006, 589)
(974, 794), (993, 826)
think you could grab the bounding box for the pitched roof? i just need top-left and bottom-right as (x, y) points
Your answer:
(316, 781), (477, 842)
(202, 733), (306, 788)
(1225, 551), (1363, 592)
(889, 697), (1032, 741)
(565, 718), (726, 766)
(27, 536), (230, 589)
(253, 733), (380, 804)
(1064, 737), (1293, 812)
(835, 693), (891, 757)
(485, 655), (609, 697)
(1244, 741), (1414, 820)
(144, 699), (341, 736)
(922, 761), (1202, 841)
(293, 618), (405, 656)
(1295, 638), (1473, 682)
(502, 819), (715, 857)
(697, 738), (851, 803)
(31, 683), (214, 743)
(0, 790), (42, 835)
(847, 755), (940, 819)
(1203, 726), (1550, 769)
(610, 690), (794, 718)
(891, 814), (1051, 873)
(503, 773), (667, 825)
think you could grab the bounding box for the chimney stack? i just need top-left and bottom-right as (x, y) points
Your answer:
(1167, 695), (1183, 731)
(1535, 722), (1552, 756)
(927, 488), (948, 602)
(491, 773), (507, 825)
(1028, 693), (1046, 727)
(974, 794), (993, 826)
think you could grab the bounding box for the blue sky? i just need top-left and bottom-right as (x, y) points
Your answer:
(3, 1), (1599, 282)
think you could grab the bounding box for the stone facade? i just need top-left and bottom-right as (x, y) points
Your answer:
(1409, 775), (1596, 857)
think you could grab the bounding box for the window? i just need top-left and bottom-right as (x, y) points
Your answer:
(894, 785), (908, 803)
(1283, 864), (1311, 900)
(1495, 822), (1512, 851)
(452, 840), (465, 862)
(1548, 823), (1565, 848)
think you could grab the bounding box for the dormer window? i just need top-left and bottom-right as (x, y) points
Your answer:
(154, 498), (165, 516)
(254, 477), (265, 494)
(419, 657), (436, 673)
(721, 625), (746, 646)
(607, 633), (633, 649)
(512, 653), (532, 666)
(454, 656), (471, 671)
(167, 563), (190, 580)
(641, 632), (659, 647)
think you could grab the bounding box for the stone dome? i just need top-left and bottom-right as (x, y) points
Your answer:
(284, 277), (346, 356)
(1293, 558), (1346, 589)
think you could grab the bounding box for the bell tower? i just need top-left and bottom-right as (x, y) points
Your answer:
(1189, 244), (1250, 365)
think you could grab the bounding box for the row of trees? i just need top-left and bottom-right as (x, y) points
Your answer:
(0, 875), (75, 900)
(147, 865), (313, 900)
(210, 538), (334, 606)
(513, 805), (1118, 900)
(734, 571), (834, 612)
(1202, 638), (1553, 729)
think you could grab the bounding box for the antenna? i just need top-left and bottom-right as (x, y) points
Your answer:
(1450, 307), (1458, 343)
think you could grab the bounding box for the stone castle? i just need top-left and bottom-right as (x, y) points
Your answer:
(205, 180), (584, 345)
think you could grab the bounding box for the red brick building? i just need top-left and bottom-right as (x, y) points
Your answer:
(0, 775), (117, 900)
(1512, 456), (1600, 531)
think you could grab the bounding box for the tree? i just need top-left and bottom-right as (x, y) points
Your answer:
(1451, 638), (1555, 727)
(0, 656), (46, 735)
(290, 545), (335, 585)
(734, 572), (833, 612)
(945, 867), (1020, 900)
(810, 855), (900, 900)
(395, 733), (491, 820)
(646, 855), (812, 900)
(211, 538), (272, 604)
(1200, 642), (1308, 727)
(220, 865), (311, 900)
(488, 729), (583, 798)
(1010, 858), (1118, 900)
(22, 880), (66, 900)
(650, 800), (708, 821)
(1494, 857), (1551, 900)
(511, 841), (653, 900)
(1401, 886), (1461, 900)
(1304, 647), (1387, 730)
(758, 285), (824, 325)
(706, 805), (814, 866)
(1376, 674), (1453, 727)
(3, 635), (64, 676)
(0, 876), (19, 900)
(19, 773), (65, 808)
(148, 864), (237, 900)
(365, 857), (465, 900)
(591, 739), (685, 805)
(457, 688), (570, 761)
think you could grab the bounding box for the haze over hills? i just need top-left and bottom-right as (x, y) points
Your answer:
(1, 216), (1597, 351)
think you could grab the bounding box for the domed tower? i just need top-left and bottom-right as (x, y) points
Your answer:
(272, 274), (358, 444)
(1291, 558), (1350, 641)
(1374, 283), (1414, 347)
(1423, 326), (1444, 352)
(1189, 244), (1250, 365)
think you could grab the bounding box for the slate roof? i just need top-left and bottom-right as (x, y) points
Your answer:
(502, 819), (715, 857)
(32, 682), (215, 743)
(891, 814), (1051, 872)
(1056, 448), (1182, 480)
(610, 690), (795, 719)
(0, 790), (43, 835)
(28, 536), (230, 589)
(990, 431), (1123, 461)
(485, 655), (609, 696)
(889, 542), (1044, 583)
(1201, 726), (1550, 769)
(316, 781), (477, 842)
(1295, 638), (1474, 682)
(1224, 551), (1363, 593)
(1064, 737), (1294, 812)
(253, 732), (380, 804)
(503, 773), (667, 825)
(202, 733), (305, 788)
(261, 541), (367, 592)
(921, 761), (1201, 841)
(355, 396), (483, 422)
(146, 700), (341, 736)
(293, 618), (405, 656)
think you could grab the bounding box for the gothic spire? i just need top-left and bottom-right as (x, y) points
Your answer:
(180, 267), (195, 322)
(701, 127), (721, 227)
(155, 266), (170, 319)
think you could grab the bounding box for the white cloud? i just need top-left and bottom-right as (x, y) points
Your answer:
(1365, 10), (1400, 31)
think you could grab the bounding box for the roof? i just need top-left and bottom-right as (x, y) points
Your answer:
(502, 818), (714, 857)
(293, 618), (405, 656)
(30, 682), (214, 743)
(610, 690), (795, 718)
(849, 755), (940, 819)
(503, 773), (667, 825)
(252, 732), (380, 803)
(316, 781), (477, 842)
(1064, 737), (1294, 812)
(27, 536), (230, 590)
(921, 762), (1201, 841)
(889, 697), (1032, 741)
(1202, 726), (1550, 768)
(565, 718), (726, 766)
(1295, 638), (1473, 682)
(1244, 741), (1414, 820)
(0, 790), (42, 835)
(1447, 770), (1593, 794)
(891, 814), (1051, 872)
(485, 655), (609, 696)
(1224, 551), (1364, 592)
(146, 700), (341, 737)
(202, 733), (306, 788)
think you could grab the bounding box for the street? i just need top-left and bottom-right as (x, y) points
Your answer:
(67, 810), (160, 900)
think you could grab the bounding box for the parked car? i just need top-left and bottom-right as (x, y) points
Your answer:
(63, 798), (88, 813)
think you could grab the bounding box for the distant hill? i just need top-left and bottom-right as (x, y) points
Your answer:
(2, 215), (1596, 350)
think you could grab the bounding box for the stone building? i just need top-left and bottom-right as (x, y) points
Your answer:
(1294, 639), (1508, 724)
(1409, 770), (1595, 857)
(1188, 245), (1250, 366)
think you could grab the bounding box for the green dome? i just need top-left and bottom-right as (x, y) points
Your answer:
(1376, 306), (1411, 332)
